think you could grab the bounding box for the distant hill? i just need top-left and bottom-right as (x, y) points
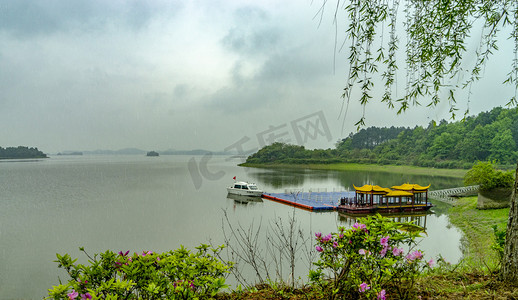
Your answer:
(160, 149), (230, 155)
(76, 148), (232, 155)
(82, 148), (147, 155)
(57, 151), (83, 156)
(0, 146), (47, 159)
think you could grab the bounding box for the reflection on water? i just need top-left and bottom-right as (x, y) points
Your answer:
(338, 212), (431, 230)
(249, 167), (463, 191)
(226, 193), (264, 205)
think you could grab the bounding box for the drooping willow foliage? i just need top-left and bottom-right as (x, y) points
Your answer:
(330, 0), (518, 126)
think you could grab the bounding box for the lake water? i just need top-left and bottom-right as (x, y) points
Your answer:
(0, 155), (464, 299)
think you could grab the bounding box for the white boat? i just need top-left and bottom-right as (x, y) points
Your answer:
(227, 181), (263, 197)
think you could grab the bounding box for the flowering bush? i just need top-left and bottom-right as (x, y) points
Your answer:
(310, 214), (434, 299)
(47, 244), (232, 299)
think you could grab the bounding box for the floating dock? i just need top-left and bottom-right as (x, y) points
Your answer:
(262, 188), (433, 214)
(262, 191), (355, 211)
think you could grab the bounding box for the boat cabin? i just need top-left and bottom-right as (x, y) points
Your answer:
(231, 182), (259, 190)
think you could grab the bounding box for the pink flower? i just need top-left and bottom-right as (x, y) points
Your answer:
(406, 250), (423, 262)
(412, 250), (423, 260)
(321, 234), (333, 243)
(316, 246), (323, 252)
(377, 289), (386, 300)
(359, 282), (370, 292)
(392, 247), (404, 257)
(339, 233), (344, 239)
(80, 293), (92, 300)
(67, 290), (78, 300)
(359, 249), (366, 255)
(380, 246), (389, 257)
(332, 241), (338, 248)
(380, 236), (389, 247)
(315, 232), (322, 239)
(428, 258), (435, 267)
(352, 222), (367, 231)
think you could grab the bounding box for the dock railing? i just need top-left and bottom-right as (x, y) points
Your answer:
(428, 185), (479, 203)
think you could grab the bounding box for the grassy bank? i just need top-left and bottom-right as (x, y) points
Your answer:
(448, 196), (509, 265)
(241, 162), (467, 178)
(411, 196), (515, 299)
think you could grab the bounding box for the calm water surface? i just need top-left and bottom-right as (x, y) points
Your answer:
(0, 155), (463, 299)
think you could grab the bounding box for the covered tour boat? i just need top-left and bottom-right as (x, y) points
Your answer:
(337, 183), (433, 214)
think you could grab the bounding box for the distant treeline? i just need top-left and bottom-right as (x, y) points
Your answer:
(245, 106), (518, 169)
(0, 146), (47, 159)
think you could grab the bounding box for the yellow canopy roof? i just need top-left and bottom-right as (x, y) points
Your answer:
(391, 183), (431, 191)
(385, 190), (414, 197)
(353, 184), (391, 194)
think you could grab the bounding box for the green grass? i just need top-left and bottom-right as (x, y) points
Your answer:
(241, 162), (467, 178)
(448, 196), (509, 266)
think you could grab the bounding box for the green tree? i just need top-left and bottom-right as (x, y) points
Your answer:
(328, 0), (518, 282)
(490, 129), (516, 163)
(464, 161), (514, 191)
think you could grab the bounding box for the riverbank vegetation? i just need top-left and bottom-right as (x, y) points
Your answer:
(0, 146), (47, 159)
(214, 197), (515, 299)
(244, 107), (518, 170)
(48, 198), (516, 299)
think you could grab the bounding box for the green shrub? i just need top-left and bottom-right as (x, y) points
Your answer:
(464, 161), (514, 191)
(492, 225), (506, 263)
(47, 244), (232, 299)
(310, 215), (435, 299)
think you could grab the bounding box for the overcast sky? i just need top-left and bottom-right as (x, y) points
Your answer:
(0, 0), (515, 154)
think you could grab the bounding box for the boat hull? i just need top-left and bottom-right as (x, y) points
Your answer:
(227, 193), (264, 203)
(226, 188), (263, 197)
(337, 203), (433, 214)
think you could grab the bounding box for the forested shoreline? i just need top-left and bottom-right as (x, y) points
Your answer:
(245, 107), (518, 169)
(0, 146), (47, 159)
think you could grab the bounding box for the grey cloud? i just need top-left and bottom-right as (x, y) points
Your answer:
(257, 46), (333, 84)
(222, 27), (280, 56)
(173, 84), (188, 98)
(234, 6), (268, 22)
(207, 80), (283, 114)
(0, 0), (183, 37)
(221, 6), (280, 56)
(208, 41), (335, 112)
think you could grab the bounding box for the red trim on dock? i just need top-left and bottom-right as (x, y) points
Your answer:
(262, 194), (317, 211)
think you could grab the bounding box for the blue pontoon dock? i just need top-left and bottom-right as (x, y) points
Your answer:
(262, 191), (355, 211)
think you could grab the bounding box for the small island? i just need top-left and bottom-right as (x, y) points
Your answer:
(0, 146), (48, 159)
(57, 151), (83, 156)
(146, 151), (159, 157)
